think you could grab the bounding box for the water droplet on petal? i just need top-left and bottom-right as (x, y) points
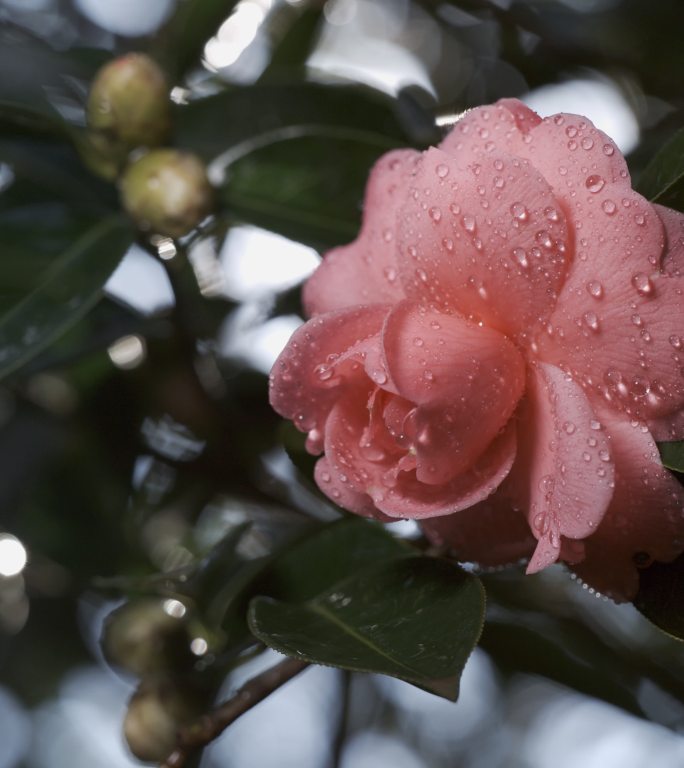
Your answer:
(382, 228), (393, 243)
(423, 370), (435, 382)
(585, 174), (605, 193)
(631, 272), (655, 297)
(461, 215), (476, 233)
(670, 335), (682, 349)
(510, 202), (528, 222)
(512, 247), (528, 268)
(383, 266), (397, 283)
(435, 163), (449, 179)
(413, 336), (424, 347)
(583, 311), (600, 332)
(602, 199), (617, 216)
(581, 136), (594, 150)
(563, 421), (576, 435)
(586, 280), (604, 299)
(603, 143), (615, 156)
(429, 206), (442, 222)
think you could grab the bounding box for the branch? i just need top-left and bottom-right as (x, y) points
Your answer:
(161, 656), (309, 768)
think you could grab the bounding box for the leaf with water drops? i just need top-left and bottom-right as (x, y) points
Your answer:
(248, 555), (485, 700)
(634, 553), (684, 641)
(636, 127), (684, 211)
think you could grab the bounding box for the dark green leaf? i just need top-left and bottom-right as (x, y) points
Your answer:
(0, 24), (97, 135)
(636, 127), (684, 210)
(657, 440), (684, 472)
(175, 83), (433, 162)
(0, 215), (133, 380)
(152, 0), (241, 81)
(219, 134), (394, 249)
(635, 553), (684, 641)
(249, 556), (484, 700)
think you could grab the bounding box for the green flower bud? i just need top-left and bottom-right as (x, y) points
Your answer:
(120, 149), (213, 238)
(87, 53), (171, 149)
(123, 678), (205, 763)
(102, 598), (193, 677)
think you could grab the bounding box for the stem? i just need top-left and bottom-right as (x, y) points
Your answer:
(160, 656), (309, 768)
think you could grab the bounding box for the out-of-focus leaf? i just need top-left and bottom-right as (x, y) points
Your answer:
(258, 6), (323, 83)
(635, 554), (684, 641)
(175, 83), (435, 162)
(637, 127), (684, 210)
(0, 215), (133, 380)
(219, 134), (394, 249)
(152, 0), (241, 81)
(249, 556), (484, 700)
(658, 441), (684, 472)
(0, 24), (98, 135)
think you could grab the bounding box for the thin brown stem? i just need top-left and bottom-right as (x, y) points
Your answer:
(160, 657), (309, 768)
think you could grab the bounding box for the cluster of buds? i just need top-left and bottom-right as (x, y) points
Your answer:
(102, 598), (215, 762)
(86, 54), (213, 238)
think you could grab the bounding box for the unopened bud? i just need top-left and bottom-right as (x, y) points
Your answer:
(120, 149), (213, 238)
(102, 599), (193, 677)
(87, 53), (171, 149)
(124, 679), (205, 763)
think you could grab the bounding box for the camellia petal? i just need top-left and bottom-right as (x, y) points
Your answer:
(518, 363), (615, 574)
(269, 304), (388, 437)
(382, 300), (525, 483)
(438, 99), (541, 161)
(655, 203), (684, 277)
(396, 146), (570, 337)
(572, 408), (684, 601)
(303, 149), (417, 316)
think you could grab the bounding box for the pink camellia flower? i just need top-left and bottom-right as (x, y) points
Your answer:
(269, 98), (684, 601)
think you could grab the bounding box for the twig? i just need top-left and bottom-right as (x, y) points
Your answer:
(160, 656), (309, 768)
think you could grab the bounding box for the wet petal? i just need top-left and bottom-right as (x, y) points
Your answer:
(572, 409), (684, 601)
(518, 363), (615, 573)
(421, 487), (536, 567)
(396, 147), (569, 337)
(439, 99), (541, 160)
(375, 419), (518, 519)
(269, 304), (388, 436)
(655, 203), (684, 276)
(382, 301), (526, 483)
(303, 149), (418, 316)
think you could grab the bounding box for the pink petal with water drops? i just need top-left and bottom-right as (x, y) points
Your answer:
(375, 419), (519, 519)
(382, 300), (525, 484)
(518, 110), (631, 199)
(314, 455), (386, 519)
(572, 408), (684, 601)
(438, 99), (541, 161)
(655, 203), (684, 276)
(518, 363), (615, 574)
(302, 149), (418, 317)
(421, 488), (536, 567)
(396, 147), (569, 337)
(537, 194), (684, 425)
(269, 304), (388, 438)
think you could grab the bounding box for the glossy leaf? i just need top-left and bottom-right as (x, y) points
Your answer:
(637, 127), (684, 210)
(634, 553), (684, 641)
(657, 440), (684, 472)
(219, 134), (396, 249)
(0, 24), (97, 135)
(249, 555), (485, 700)
(152, 0), (241, 81)
(0, 215), (132, 380)
(175, 82), (433, 162)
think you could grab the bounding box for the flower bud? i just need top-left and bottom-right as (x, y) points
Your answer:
(87, 53), (171, 149)
(123, 678), (205, 763)
(102, 598), (193, 677)
(120, 149), (213, 238)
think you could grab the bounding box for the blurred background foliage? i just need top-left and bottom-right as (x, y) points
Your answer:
(2, 1), (684, 767)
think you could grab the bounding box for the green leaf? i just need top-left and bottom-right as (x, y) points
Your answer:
(636, 127), (684, 209)
(152, 0), (241, 81)
(219, 133), (394, 249)
(0, 215), (133, 380)
(249, 556), (484, 700)
(657, 440), (684, 472)
(0, 24), (98, 136)
(634, 553), (684, 641)
(175, 83), (432, 162)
